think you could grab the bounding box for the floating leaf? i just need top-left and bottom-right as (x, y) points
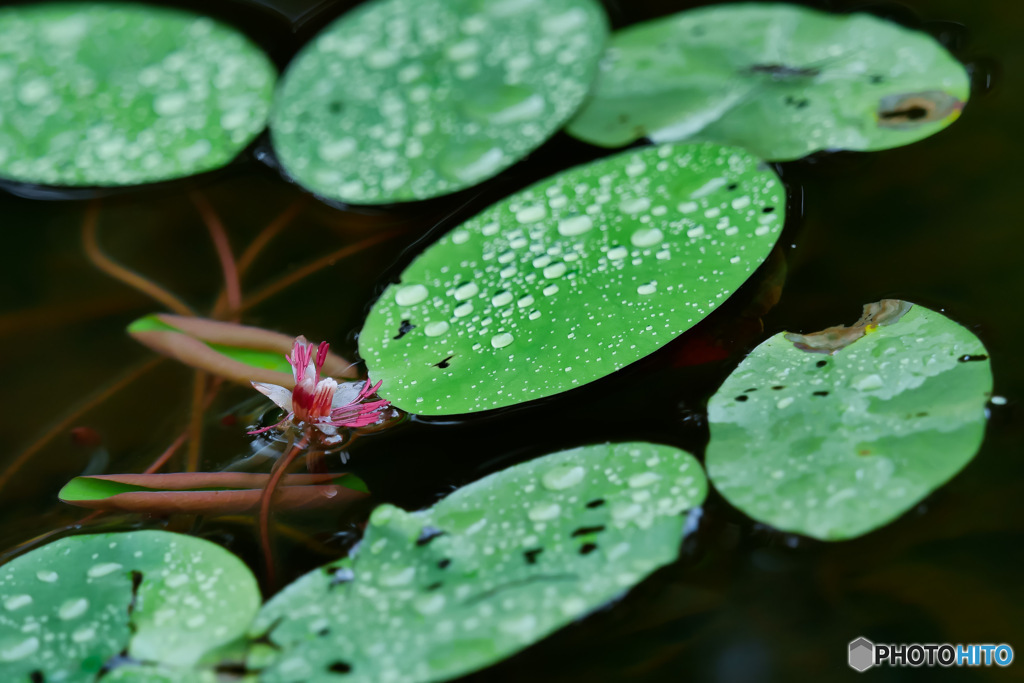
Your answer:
(706, 301), (993, 540)
(251, 442), (706, 682)
(359, 142), (785, 414)
(566, 3), (969, 160)
(0, 531), (259, 681)
(270, 0), (608, 204)
(0, 3), (275, 187)
(59, 472), (369, 516)
(128, 314), (356, 385)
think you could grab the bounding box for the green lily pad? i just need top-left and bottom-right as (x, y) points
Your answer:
(566, 3), (969, 160)
(0, 531), (260, 681)
(705, 301), (993, 540)
(270, 0), (608, 204)
(251, 441), (707, 682)
(359, 142), (785, 414)
(0, 3), (276, 186)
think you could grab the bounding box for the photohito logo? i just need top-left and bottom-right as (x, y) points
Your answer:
(848, 638), (1014, 671)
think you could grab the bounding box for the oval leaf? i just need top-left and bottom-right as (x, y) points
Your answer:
(0, 3), (276, 186)
(706, 301), (993, 540)
(0, 531), (259, 680)
(567, 4), (969, 160)
(251, 441), (707, 682)
(270, 0), (608, 204)
(360, 142), (785, 414)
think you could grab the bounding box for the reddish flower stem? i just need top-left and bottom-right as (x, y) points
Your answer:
(260, 434), (311, 587)
(190, 192), (242, 321)
(81, 202), (196, 317)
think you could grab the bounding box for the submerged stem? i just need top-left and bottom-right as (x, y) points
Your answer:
(241, 229), (404, 311)
(259, 434), (311, 587)
(81, 202), (196, 317)
(191, 192), (242, 321)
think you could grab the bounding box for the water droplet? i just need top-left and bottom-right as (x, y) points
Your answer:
(186, 614), (207, 628)
(491, 332), (514, 349)
(619, 197), (650, 213)
(492, 291), (514, 307)
(557, 215), (593, 236)
(631, 228), (664, 247)
(3, 595), (31, 611)
(380, 567), (416, 587)
(543, 263), (566, 279)
(451, 231), (470, 244)
(528, 502), (561, 521)
(607, 246), (628, 260)
(677, 201), (698, 213)
(414, 593), (446, 615)
(454, 302), (474, 317)
(560, 597), (587, 616)
(776, 397), (794, 409)
(58, 598), (89, 620)
(71, 627), (96, 643)
(686, 226), (705, 239)
(542, 465), (585, 490)
(543, 284), (559, 296)
(454, 282), (479, 301)
(628, 472), (661, 488)
(611, 502), (642, 521)
(517, 295), (534, 308)
(165, 574), (189, 588)
(532, 254), (552, 269)
(36, 570), (58, 583)
(637, 283), (657, 295)
(395, 284), (428, 306)
(500, 614), (537, 635)
(0, 636), (39, 661)
(528, 311), (541, 320)
(516, 205), (546, 223)
(425, 321), (450, 337)
(87, 562), (123, 578)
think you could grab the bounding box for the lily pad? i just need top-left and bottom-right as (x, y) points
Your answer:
(251, 441), (707, 682)
(270, 0), (608, 204)
(0, 3), (276, 186)
(0, 530), (260, 682)
(359, 142), (785, 414)
(705, 301), (993, 540)
(566, 3), (969, 160)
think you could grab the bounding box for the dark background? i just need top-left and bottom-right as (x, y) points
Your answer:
(0, 0), (1021, 680)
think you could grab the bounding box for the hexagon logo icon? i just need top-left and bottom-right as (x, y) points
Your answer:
(849, 637), (875, 672)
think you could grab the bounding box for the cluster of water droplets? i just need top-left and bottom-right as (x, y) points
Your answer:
(273, 0), (606, 203)
(256, 442), (707, 683)
(0, 4), (275, 185)
(363, 142), (784, 414)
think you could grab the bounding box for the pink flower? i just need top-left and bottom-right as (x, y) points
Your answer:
(249, 339), (389, 437)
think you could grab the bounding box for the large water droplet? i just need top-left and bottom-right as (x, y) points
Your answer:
(3, 595), (31, 611)
(542, 465), (585, 491)
(0, 636), (39, 661)
(395, 284), (428, 306)
(500, 614), (537, 635)
(637, 283), (657, 295)
(454, 302), (474, 317)
(58, 598), (89, 620)
(528, 502), (561, 521)
(491, 332), (514, 349)
(619, 197), (651, 214)
(71, 627), (96, 643)
(425, 321), (450, 337)
(628, 472), (661, 488)
(379, 567), (416, 587)
(517, 295), (534, 308)
(607, 246), (628, 260)
(186, 614), (207, 628)
(414, 593), (446, 615)
(516, 205), (546, 223)
(492, 291), (514, 307)
(87, 563), (123, 578)
(557, 215), (593, 236)
(36, 570), (58, 583)
(454, 282), (480, 301)
(631, 228), (664, 247)
(543, 262), (566, 279)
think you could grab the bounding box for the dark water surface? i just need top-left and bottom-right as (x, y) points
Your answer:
(1, 0), (1022, 681)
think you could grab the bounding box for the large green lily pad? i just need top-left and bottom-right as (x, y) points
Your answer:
(251, 441), (707, 682)
(359, 142), (785, 414)
(0, 3), (276, 186)
(706, 301), (993, 540)
(0, 531), (260, 681)
(567, 3), (969, 160)
(270, 0), (608, 204)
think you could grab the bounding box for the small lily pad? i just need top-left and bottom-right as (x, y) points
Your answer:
(705, 301), (993, 540)
(567, 3), (969, 160)
(0, 3), (276, 186)
(0, 531), (260, 681)
(359, 142), (785, 414)
(251, 441), (707, 682)
(270, 0), (608, 204)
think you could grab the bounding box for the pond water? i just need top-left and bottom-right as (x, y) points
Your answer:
(0, 0), (1021, 681)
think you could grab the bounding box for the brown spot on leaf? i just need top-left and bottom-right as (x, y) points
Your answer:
(877, 91), (962, 129)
